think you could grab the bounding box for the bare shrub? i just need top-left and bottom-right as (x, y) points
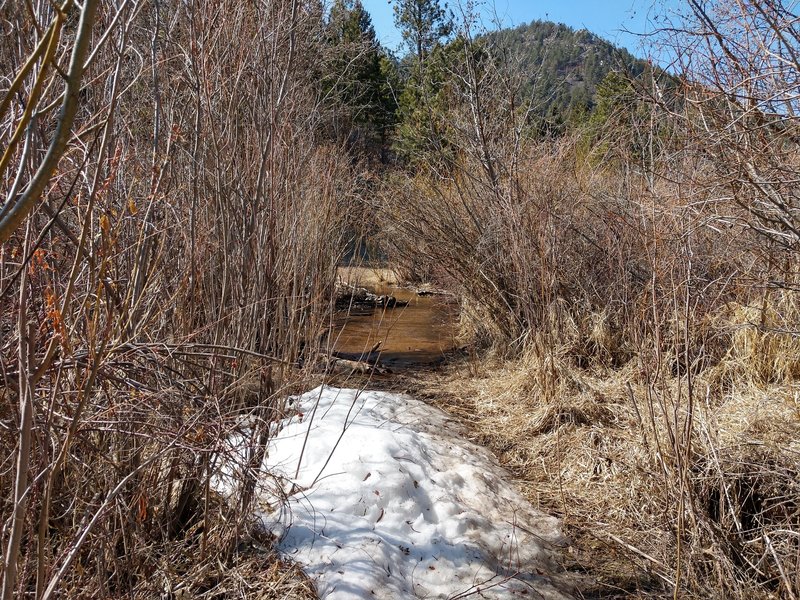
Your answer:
(1, 0), (353, 597)
(385, 4), (800, 598)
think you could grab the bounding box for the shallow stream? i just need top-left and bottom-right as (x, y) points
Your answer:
(331, 283), (457, 370)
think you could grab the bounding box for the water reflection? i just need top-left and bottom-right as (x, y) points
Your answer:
(331, 285), (457, 370)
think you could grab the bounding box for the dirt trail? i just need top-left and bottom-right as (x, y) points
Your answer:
(321, 267), (584, 598)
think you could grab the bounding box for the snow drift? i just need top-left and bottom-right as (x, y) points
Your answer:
(219, 386), (573, 599)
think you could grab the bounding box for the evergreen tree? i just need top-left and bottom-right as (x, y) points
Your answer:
(390, 0), (455, 164)
(393, 0), (452, 65)
(323, 0), (400, 152)
(375, 54), (401, 144)
(325, 0), (382, 119)
(393, 44), (452, 163)
(579, 70), (645, 163)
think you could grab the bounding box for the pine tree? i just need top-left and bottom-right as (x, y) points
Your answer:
(325, 0), (381, 117)
(323, 0), (399, 151)
(390, 0), (454, 164)
(393, 0), (452, 65)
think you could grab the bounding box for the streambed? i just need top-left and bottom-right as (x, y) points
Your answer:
(213, 273), (575, 598)
(331, 282), (458, 370)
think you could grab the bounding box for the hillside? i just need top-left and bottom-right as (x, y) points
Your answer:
(485, 20), (650, 125)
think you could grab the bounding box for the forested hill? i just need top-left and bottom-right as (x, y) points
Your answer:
(485, 20), (650, 125)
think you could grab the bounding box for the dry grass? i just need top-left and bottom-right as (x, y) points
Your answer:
(708, 292), (800, 386)
(376, 31), (800, 593)
(110, 490), (317, 599)
(419, 351), (656, 590)
(337, 265), (400, 289)
(380, 118), (800, 597)
(418, 320), (800, 598)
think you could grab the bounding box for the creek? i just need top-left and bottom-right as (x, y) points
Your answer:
(240, 272), (575, 598)
(330, 282), (458, 370)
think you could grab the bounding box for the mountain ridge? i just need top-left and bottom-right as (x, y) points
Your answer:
(483, 19), (650, 125)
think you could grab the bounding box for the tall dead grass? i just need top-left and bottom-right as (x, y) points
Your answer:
(424, 315), (799, 598)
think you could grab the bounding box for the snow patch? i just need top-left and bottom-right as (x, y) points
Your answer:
(222, 386), (573, 599)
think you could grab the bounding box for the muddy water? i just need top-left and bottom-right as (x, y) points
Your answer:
(331, 285), (458, 370)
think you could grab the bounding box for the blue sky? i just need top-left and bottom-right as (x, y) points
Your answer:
(361, 0), (675, 58)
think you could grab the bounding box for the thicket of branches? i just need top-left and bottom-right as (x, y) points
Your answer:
(1, 1), (355, 597)
(382, 1), (800, 597)
(2, 0), (799, 598)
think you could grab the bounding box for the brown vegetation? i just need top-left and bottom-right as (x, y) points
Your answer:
(383, 2), (800, 598)
(2, 0), (798, 599)
(1, 1), (354, 597)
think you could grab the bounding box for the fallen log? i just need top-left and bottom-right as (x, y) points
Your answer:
(335, 285), (409, 310)
(313, 342), (390, 375)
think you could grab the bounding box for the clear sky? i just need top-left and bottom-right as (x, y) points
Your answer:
(361, 0), (675, 59)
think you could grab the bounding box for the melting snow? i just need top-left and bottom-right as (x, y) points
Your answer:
(220, 386), (573, 599)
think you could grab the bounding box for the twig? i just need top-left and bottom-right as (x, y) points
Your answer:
(604, 532), (676, 589)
